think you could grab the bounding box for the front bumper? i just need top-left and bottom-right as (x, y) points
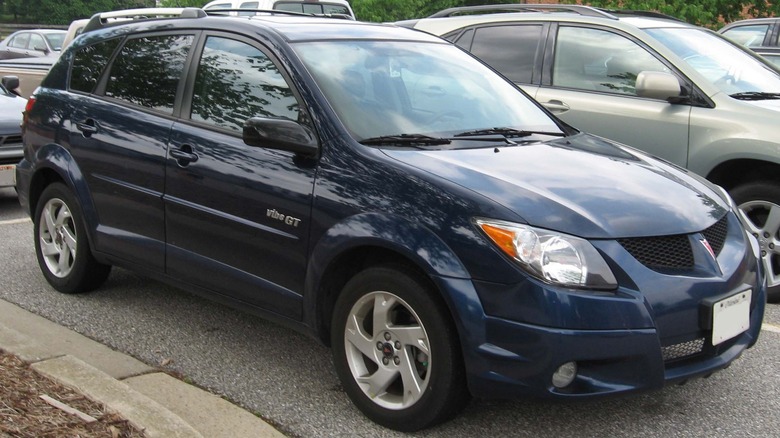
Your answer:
(436, 212), (766, 400)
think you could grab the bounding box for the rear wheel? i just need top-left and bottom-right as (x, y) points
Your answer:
(34, 183), (111, 294)
(331, 265), (469, 431)
(731, 181), (780, 303)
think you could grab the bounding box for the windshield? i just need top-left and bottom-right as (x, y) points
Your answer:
(293, 41), (562, 144)
(645, 27), (780, 95)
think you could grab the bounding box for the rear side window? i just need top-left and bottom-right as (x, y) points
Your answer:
(190, 36), (299, 132)
(721, 24), (770, 47)
(70, 38), (121, 93)
(9, 33), (30, 49)
(468, 25), (543, 83)
(105, 35), (193, 114)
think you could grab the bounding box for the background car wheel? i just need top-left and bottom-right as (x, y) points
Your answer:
(731, 181), (780, 303)
(331, 265), (470, 431)
(34, 183), (111, 294)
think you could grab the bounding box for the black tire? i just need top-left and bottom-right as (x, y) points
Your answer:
(33, 182), (111, 294)
(730, 181), (780, 303)
(331, 265), (470, 431)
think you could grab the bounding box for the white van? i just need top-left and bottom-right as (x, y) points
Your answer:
(203, 0), (355, 19)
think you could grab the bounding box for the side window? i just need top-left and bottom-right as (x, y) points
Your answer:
(105, 35), (193, 114)
(469, 25), (542, 83)
(29, 34), (46, 51)
(191, 36), (299, 133)
(10, 33), (30, 49)
(70, 38), (121, 93)
(722, 25), (770, 47)
(554, 26), (670, 97)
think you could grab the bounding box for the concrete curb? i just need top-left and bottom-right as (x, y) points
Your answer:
(0, 299), (286, 438)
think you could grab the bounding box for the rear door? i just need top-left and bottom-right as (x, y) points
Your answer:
(164, 33), (317, 319)
(67, 33), (196, 270)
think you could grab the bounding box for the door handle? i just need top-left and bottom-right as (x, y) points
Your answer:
(541, 100), (571, 114)
(170, 144), (199, 167)
(76, 119), (98, 137)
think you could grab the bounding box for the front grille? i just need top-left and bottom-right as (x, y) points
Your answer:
(662, 338), (705, 362)
(0, 134), (22, 146)
(702, 215), (728, 256)
(618, 234), (694, 270)
(618, 214), (729, 271)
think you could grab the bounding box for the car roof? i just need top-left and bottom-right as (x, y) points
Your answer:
(80, 13), (445, 45)
(403, 9), (694, 36)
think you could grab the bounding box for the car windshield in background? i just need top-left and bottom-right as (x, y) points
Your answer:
(646, 27), (780, 96)
(293, 40), (562, 145)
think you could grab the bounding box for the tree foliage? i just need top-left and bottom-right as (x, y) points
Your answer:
(2, 0), (779, 27)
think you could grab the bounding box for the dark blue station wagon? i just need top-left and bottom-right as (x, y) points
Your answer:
(16, 8), (766, 431)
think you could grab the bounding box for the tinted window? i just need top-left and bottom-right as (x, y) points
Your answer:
(191, 36), (299, 133)
(105, 35), (193, 113)
(722, 24), (770, 47)
(469, 25), (542, 83)
(554, 26), (669, 97)
(71, 38), (121, 93)
(274, 1), (349, 15)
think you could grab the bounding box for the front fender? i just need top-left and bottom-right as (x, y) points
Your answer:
(303, 212), (472, 338)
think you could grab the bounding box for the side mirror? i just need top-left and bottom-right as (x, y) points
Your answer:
(635, 71), (681, 101)
(243, 117), (318, 157)
(2, 76), (21, 96)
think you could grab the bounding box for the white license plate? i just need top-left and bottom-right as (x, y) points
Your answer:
(711, 291), (751, 346)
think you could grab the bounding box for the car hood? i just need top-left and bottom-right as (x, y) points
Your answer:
(0, 94), (26, 133)
(741, 98), (780, 112)
(382, 133), (727, 239)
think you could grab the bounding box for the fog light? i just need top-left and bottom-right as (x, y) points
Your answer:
(552, 361), (577, 388)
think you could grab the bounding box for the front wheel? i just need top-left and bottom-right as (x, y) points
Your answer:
(33, 183), (111, 294)
(731, 181), (780, 303)
(331, 265), (469, 431)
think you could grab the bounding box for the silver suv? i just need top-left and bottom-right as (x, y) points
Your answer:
(400, 4), (780, 302)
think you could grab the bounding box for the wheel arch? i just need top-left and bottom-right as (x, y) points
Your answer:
(27, 144), (101, 250)
(304, 213), (472, 345)
(705, 158), (780, 191)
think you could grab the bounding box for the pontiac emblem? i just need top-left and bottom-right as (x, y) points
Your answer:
(700, 238), (716, 260)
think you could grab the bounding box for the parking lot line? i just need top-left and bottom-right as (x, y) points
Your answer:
(0, 218), (30, 226)
(763, 323), (780, 334)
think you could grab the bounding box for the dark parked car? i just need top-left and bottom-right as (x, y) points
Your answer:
(0, 29), (66, 60)
(17, 8), (766, 431)
(720, 17), (779, 49)
(719, 19), (780, 68)
(0, 76), (26, 188)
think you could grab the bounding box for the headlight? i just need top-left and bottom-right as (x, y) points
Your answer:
(475, 219), (618, 290)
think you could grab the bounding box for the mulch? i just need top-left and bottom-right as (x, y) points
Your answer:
(0, 350), (144, 438)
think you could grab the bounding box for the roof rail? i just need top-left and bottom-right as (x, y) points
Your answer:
(428, 4), (617, 19)
(82, 7), (207, 33)
(204, 8), (355, 20)
(596, 9), (685, 23)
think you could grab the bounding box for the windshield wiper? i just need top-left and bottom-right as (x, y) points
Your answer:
(729, 91), (780, 101)
(454, 127), (566, 138)
(359, 134), (451, 146)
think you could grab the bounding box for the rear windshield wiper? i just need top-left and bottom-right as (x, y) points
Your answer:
(729, 91), (780, 100)
(454, 127), (566, 138)
(359, 134), (451, 146)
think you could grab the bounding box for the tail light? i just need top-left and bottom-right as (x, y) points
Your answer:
(23, 95), (36, 130)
